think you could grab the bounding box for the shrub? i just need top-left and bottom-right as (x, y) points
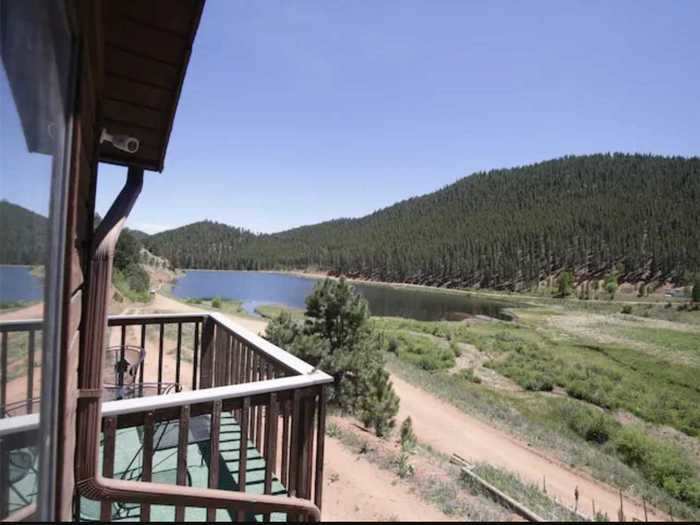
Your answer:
(621, 305), (633, 314)
(520, 371), (554, 392)
(449, 340), (462, 357)
(387, 337), (399, 354)
(457, 368), (482, 384)
(399, 416), (417, 451)
(396, 451), (415, 478)
(693, 278), (700, 302)
(565, 377), (617, 409)
(393, 332), (456, 371)
(563, 403), (619, 444)
(211, 297), (222, 308)
(613, 426), (700, 506)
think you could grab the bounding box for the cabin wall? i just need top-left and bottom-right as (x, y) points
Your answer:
(56, 0), (103, 518)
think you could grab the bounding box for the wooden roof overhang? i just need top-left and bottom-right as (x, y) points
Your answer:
(98, 0), (204, 172)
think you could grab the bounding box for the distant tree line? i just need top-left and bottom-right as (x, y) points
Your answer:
(138, 154), (698, 289)
(0, 200), (48, 265)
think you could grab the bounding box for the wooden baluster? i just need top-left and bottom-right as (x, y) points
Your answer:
(141, 411), (155, 521)
(101, 417), (117, 521)
(175, 405), (191, 521)
(255, 357), (263, 450)
(281, 399), (290, 487)
(303, 395), (316, 500)
(192, 322), (200, 390)
(139, 324), (146, 385)
(249, 354), (257, 444)
(288, 390), (301, 499)
(212, 326), (220, 387)
(0, 437), (10, 518)
(247, 348), (255, 384)
(222, 332), (232, 386)
(242, 345), (249, 384)
(227, 335), (235, 386)
(263, 393), (279, 521)
(157, 323), (164, 394)
(207, 400), (222, 521)
(1, 332), (7, 416)
(199, 318), (215, 389)
(314, 386), (327, 510)
(232, 337), (240, 386)
(261, 364), (271, 458)
(175, 323), (183, 387)
(26, 331), (35, 411)
(237, 397), (250, 522)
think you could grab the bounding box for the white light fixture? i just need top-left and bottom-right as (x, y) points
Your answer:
(100, 128), (140, 154)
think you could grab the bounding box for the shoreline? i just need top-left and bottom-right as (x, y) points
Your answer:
(174, 268), (687, 307)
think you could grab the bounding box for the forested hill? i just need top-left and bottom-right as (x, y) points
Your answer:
(145, 154), (700, 289)
(0, 200), (48, 265)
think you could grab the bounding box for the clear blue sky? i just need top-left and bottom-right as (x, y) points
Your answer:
(3, 1), (699, 232)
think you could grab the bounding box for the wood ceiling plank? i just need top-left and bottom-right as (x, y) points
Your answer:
(103, 74), (173, 111)
(104, 46), (178, 90)
(103, 99), (166, 130)
(104, 17), (187, 66)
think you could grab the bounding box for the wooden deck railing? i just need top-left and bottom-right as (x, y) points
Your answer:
(0, 312), (331, 521)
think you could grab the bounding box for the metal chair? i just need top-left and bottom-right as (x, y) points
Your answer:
(103, 345), (146, 400)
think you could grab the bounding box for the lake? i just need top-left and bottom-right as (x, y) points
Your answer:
(0, 266), (43, 303)
(172, 270), (512, 321)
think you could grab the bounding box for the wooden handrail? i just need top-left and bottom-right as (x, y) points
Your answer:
(209, 312), (325, 377)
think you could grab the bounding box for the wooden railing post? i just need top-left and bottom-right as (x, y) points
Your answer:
(101, 417), (117, 521)
(1, 332), (7, 417)
(199, 317), (215, 389)
(0, 437), (9, 518)
(314, 386), (327, 511)
(140, 411), (155, 521)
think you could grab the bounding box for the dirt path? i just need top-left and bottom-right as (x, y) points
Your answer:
(390, 373), (666, 521)
(322, 437), (455, 522)
(0, 302), (43, 321)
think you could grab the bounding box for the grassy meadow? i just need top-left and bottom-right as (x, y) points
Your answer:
(371, 296), (700, 518)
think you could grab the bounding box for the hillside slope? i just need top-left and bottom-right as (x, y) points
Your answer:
(145, 153), (700, 289)
(0, 200), (48, 265)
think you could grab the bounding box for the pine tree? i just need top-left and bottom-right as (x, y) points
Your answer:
(265, 277), (395, 414)
(357, 366), (400, 437)
(557, 271), (574, 297)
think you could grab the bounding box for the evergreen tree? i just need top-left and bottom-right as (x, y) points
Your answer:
(357, 366), (400, 437)
(265, 277), (398, 416)
(605, 274), (619, 300)
(692, 277), (700, 302)
(557, 271), (574, 297)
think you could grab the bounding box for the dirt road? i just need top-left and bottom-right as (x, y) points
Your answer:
(322, 437), (456, 521)
(390, 373), (665, 521)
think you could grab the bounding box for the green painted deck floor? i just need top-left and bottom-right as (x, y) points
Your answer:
(78, 412), (288, 522)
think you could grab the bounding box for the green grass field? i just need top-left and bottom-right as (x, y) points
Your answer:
(371, 297), (700, 517)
